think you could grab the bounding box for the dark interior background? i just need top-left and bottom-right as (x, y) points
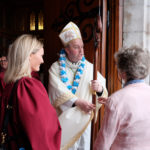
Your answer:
(0, 0), (122, 94)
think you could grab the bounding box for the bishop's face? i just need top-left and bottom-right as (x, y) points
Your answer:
(65, 38), (84, 63)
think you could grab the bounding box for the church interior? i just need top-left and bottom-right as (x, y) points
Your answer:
(1, 0), (150, 149)
(0, 0), (122, 92)
(0, 0), (122, 136)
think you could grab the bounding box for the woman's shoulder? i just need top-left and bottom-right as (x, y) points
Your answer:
(16, 77), (48, 99)
(18, 76), (39, 83)
(17, 76), (45, 91)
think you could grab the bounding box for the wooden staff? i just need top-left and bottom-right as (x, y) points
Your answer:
(91, 9), (103, 149)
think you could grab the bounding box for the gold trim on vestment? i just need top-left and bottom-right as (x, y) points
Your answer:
(54, 92), (77, 108)
(101, 88), (108, 98)
(60, 111), (94, 150)
(94, 88), (108, 123)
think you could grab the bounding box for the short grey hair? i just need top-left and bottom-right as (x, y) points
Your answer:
(114, 46), (150, 81)
(4, 34), (43, 83)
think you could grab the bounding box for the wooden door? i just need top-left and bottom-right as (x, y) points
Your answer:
(44, 0), (105, 88)
(44, 0), (123, 149)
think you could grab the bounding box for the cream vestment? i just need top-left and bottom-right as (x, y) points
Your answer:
(48, 58), (107, 150)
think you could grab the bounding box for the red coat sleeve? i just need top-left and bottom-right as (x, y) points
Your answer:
(0, 71), (6, 99)
(17, 77), (61, 150)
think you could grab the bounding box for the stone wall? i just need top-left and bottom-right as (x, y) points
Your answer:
(123, 0), (150, 84)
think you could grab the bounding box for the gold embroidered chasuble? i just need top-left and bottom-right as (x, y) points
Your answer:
(48, 59), (108, 150)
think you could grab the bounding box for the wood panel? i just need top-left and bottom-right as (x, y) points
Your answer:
(99, 0), (107, 125)
(43, 0), (103, 89)
(107, 0), (123, 95)
(44, 0), (123, 149)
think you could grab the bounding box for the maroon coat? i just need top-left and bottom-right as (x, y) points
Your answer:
(0, 77), (61, 150)
(0, 71), (6, 100)
(0, 71), (39, 102)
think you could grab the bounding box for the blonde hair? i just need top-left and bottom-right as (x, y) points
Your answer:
(4, 34), (43, 83)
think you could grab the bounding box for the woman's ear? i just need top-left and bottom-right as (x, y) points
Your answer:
(29, 53), (33, 61)
(119, 71), (127, 82)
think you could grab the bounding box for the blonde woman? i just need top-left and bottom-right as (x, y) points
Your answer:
(0, 34), (61, 150)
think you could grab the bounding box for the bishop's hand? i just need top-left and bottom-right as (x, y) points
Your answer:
(91, 80), (103, 93)
(74, 99), (95, 113)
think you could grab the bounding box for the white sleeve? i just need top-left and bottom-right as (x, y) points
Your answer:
(60, 97), (78, 112)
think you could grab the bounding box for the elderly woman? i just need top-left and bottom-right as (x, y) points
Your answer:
(0, 34), (61, 150)
(94, 46), (150, 150)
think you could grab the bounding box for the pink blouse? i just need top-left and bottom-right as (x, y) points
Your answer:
(94, 82), (150, 150)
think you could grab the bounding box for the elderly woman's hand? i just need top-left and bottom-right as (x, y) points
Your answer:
(97, 97), (108, 104)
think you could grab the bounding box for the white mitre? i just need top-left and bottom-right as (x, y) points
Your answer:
(59, 21), (82, 46)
